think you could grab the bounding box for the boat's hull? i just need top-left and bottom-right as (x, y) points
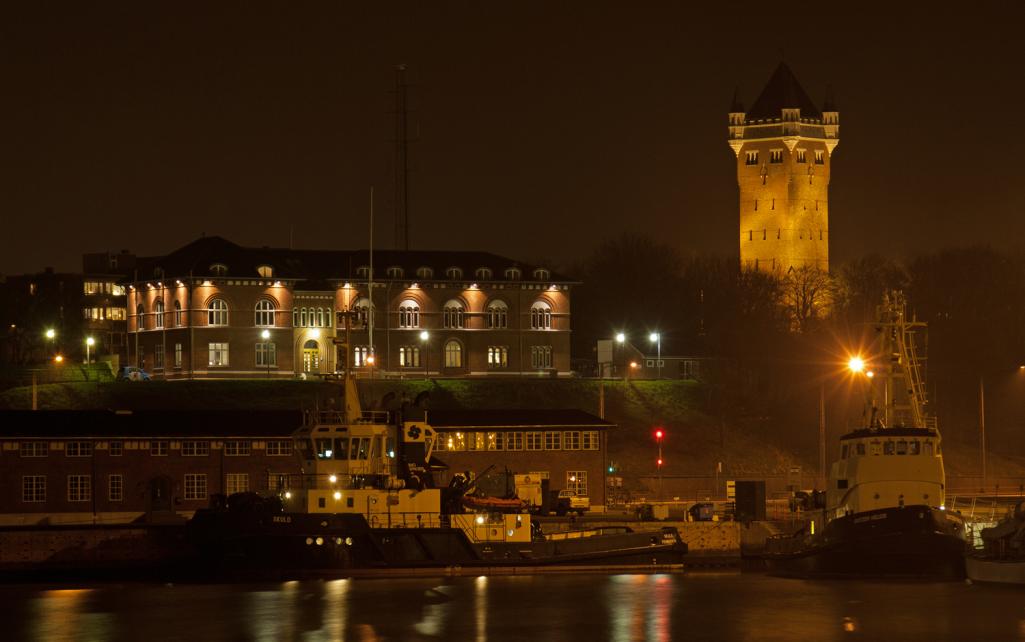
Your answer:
(187, 509), (688, 572)
(966, 556), (1025, 585)
(764, 505), (966, 579)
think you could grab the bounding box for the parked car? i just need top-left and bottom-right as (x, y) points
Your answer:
(558, 489), (590, 516)
(116, 366), (151, 381)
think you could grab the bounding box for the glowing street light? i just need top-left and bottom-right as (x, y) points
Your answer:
(847, 356), (865, 373)
(615, 332), (626, 344)
(45, 328), (55, 340)
(85, 336), (95, 364)
(261, 329), (272, 378)
(54, 354), (64, 364)
(649, 332), (662, 379)
(420, 331), (430, 379)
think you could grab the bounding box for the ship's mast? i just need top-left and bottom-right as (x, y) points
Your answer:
(869, 291), (935, 431)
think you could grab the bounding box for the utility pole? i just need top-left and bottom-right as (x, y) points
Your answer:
(394, 64), (410, 250)
(980, 377), (987, 491)
(819, 380), (826, 490)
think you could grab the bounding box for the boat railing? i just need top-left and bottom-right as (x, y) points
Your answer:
(545, 526), (633, 541)
(365, 511), (445, 529)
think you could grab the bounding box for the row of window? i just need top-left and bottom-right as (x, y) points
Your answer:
(841, 440), (937, 459)
(135, 298), (552, 331)
(18, 440), (292, 457)
(84, 306), (127, 321)
(377, 266), (548, 281)
(434, 431), (600, 452)
(84, 281), (126, 296)
(366, 344), (553, 369)
(21, 473), (233, 503)
(746, 229), (826, 241)
(753, 199), (821, 212)
(745, 149), (825, 165)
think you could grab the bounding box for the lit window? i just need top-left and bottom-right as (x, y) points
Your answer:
(530, 301), (552, 330)
(209, 264), (228, 277)
(443, 300), (465, 329)
(399, 346), (421, 367)
(208, 342), (229, 366)
(256, 265), (273, 278)
(445, 266), (463, 280)
(566, 470), (587, 496)
(444, 340), (463, 368)
(255, 300), (275, 327)
(475, 267), (493, 280)
(488, 346), (508, 368)
(486, 300), (508, 329)
(184, 473), (207, 500)
(207, 299), (228, 326)
(353, 345), (370, 367)
(398, 300), (420, 328)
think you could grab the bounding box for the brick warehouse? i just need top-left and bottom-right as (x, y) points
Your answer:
(126, 236), (573, 379)
(0, 408), (613, 524)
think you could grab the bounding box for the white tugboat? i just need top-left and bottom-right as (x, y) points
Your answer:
(765, 291), (966, 579)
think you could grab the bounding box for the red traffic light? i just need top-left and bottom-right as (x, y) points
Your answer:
(654, 428), (664, 440)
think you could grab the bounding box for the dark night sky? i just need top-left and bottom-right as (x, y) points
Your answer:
(2, 3), (1023, 274)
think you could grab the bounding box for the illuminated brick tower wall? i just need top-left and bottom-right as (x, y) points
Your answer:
(728, 63), (839, 273)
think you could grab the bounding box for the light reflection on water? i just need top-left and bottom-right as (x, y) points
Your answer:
(8, 574), (1025, 641)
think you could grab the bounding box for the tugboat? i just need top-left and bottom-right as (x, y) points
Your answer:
(764, 291), (966, 579)
(189, 320), (688, 572)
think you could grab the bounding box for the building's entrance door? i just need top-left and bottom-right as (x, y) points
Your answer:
(303, 340), (320, 373)
(149, 476), (172, 512)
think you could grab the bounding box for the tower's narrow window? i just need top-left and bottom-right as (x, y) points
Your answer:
(762, 229), (766, 240)
(748, 230), (753, 241)
(815, 150), (825, 165)
(771, 199), (775, 210)
(777, 229), (781, 240)
(745, 151), (758, 166)
(754, 199), (758, 211)
(796, 149), (807, 163)
(770, 149), (783, 164)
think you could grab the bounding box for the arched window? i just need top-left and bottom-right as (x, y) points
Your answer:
(398, 299), (420, 328)
(209, 263), (228, 277)
(316, 307), (325, 327)
(444, 340), (463, 368)
(256, 265), (273, 278)
(353, 345), (369, 367)
(486, 300), (508, 329)
(475, 267), (493, 280)
(533, 268), (550, 281)
(356, 266), (370, 279)
(136, 303), (145, 331)
(530, 301), (552, 330)
(445, 266), (463, 280)
(505, 267), (522, 280)
(443, 299), (465, 329)
(174, 300), (183, 326)
(300, 307), (308, 327)
(154, 299), (165, 329)
(255, 300), (275, 327)
(303, 339), (320, 373)
(351, 298), (371, 328)
(292, 308), (298, 327)
(416, 266), (434, 280)
(208, 299), (229, 326)
(386, 266), (403, 279)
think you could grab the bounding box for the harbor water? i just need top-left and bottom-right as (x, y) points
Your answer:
(6, 572), (1024, 641)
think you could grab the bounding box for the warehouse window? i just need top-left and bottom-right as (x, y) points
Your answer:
(22, 476), (46, 502)
(224, 440), (251, 456)
(525, 432), (543, 451)
(207, 299), (228, 326)
(184, 474), (207, 501)
(182, 440), (210, 457)
(108, 474), (123, 502)
(567, 471), (588, 496)
(226, 473), (249, 495)
(68, 475), (92, 502)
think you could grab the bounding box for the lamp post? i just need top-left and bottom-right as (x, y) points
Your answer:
(655, 428), (664, 499)
(85, 336), (95, 365)
(45, 328), (56, 361)
(615, 332), (625, 380)
(261, 329), (271, 378)
(649, 332), (661, 379)
(420, 330), (430, 380)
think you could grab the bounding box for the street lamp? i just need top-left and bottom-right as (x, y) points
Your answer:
(85, 336), (95, 364)
(261, 329), (271, 378)
(649, 332), (661, 379)
(420, 330), (430, 380)
(45, 328), (55, 340)
(654, 428), (665, 499)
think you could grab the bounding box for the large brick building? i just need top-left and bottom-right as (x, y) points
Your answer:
(126, 236), (574, 379)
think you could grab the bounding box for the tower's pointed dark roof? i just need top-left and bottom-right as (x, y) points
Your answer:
(746, 62), (822, 120)
(730, 87), (744, 113)
(823, 84), (837, 112)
